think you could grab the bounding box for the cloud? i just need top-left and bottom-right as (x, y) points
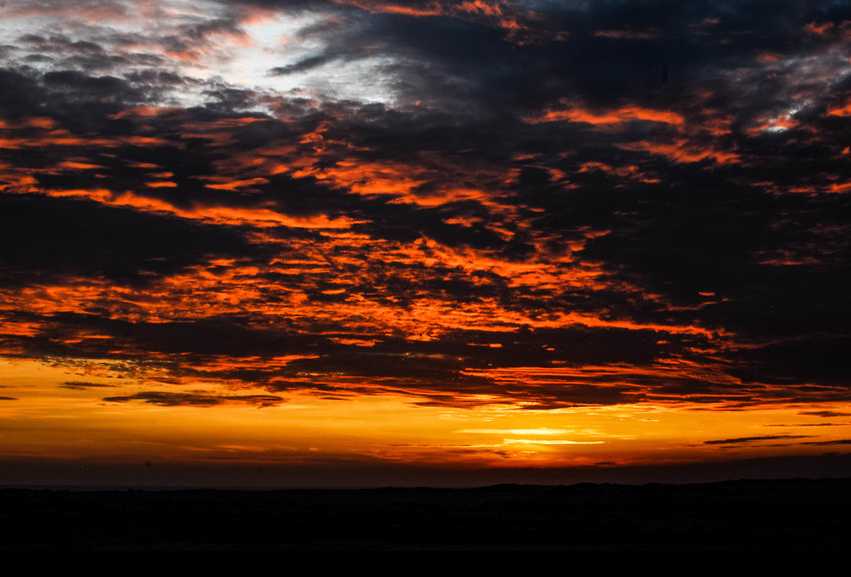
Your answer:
(800, 411), (851, 418)
(1, 0), (851, 412)
(103, 391), (284, 407)
(803, 439), (851, 446)
(268, 54), (339, 76)
(60, 381), (119, 390)
(0, 193), (255, 286)
(704, 435), (812, 446)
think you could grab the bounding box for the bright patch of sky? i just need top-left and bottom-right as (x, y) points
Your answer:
(227, 13), (400, 109)
(0, 0), (400, 113)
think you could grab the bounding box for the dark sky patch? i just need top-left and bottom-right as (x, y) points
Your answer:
(0, 193), (255, 286)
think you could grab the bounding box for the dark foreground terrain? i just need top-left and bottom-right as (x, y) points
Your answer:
(3, 478), (851, 550)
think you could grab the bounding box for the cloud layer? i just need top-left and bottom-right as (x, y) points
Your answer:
(1, 0), (851, 413)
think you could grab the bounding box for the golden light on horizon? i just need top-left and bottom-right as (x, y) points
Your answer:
(3, 356), (850, 482)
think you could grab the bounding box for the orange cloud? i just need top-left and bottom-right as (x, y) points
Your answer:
(24, 187), (357, 230)
(805, 21), (834, 35)
(619, 139), (740, 165)
(527, 102), (685, 126)
(827, 102), (851, 117)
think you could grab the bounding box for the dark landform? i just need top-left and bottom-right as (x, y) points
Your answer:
(3, 478), (851, 550)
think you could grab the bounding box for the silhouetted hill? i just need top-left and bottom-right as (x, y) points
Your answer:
(3, 478), (850, 550)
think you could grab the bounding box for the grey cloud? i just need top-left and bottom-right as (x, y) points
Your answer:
(705, 435), (812, 445)
(60, 381), (119, 390)
(103, 391), (284, 407)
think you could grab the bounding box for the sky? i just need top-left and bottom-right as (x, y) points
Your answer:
(2, 0), (851, 487)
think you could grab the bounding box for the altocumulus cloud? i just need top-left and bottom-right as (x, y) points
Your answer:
(0, 0), (850, 409)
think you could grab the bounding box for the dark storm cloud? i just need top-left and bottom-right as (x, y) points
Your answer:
(4, 313), (321, 363)
(0, 66), (165, 132)
(576, 178), (851, 317)
(41, 70), (145, 104)
(0, 68), (46, 115)
(0, 193), (254, 286)
(727, 336), (851, 388)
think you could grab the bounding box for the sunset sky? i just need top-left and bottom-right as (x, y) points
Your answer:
(2, 0), (851, 487)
